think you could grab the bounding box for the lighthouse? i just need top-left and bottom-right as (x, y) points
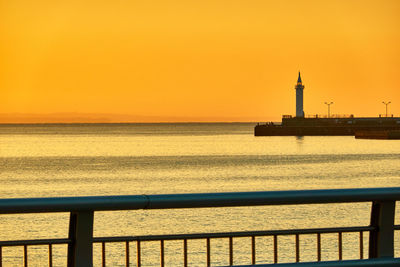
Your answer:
(295, 72), (305, 117)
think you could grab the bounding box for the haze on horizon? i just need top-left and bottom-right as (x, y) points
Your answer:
(1, 0), (399, 123)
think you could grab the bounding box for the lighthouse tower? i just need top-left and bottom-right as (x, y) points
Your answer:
(295, 72), (305, 117)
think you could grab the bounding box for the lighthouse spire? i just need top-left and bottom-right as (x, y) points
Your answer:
(295, 72), (305, 117)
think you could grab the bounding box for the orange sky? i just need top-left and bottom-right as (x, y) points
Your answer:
(1, 0), (399, 122)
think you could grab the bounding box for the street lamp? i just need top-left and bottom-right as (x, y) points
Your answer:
(382, 101), (391, 117)
(324, 102), (334, 118)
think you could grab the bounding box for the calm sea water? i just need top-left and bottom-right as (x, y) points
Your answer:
(1, 123), (400, 266)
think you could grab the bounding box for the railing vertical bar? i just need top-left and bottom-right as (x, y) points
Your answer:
(317, 233), (321, 262)
(359, 231), (364, 259)
(295, 234), (300, 262)
(137, 240), (141, 267)
(338, 232), (343, 260)
(24, 245), (28, 267)
(0, 246), (2, 267)
(251, 236), (256, 265)
(67, 211), (94, 267)
(206, 238), (211, 267)
(160, 240), (164, 267)
(229, 236), (233, 266)
(102, 242), (106, 267)
(125, 241), (130, 267)
(183, 239), (188, 267)
(369, 200), (395, 258)
(273, 235), (278, 264)
(49, 244), (53, 267)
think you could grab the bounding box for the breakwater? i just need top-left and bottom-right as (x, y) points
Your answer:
(255, 117), (400, 136)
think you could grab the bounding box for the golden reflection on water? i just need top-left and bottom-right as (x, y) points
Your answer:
(1, 125), (400, 265)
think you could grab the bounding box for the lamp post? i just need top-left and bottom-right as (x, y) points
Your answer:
(382, 101), (391, 117)
(324, 102), (333, 118)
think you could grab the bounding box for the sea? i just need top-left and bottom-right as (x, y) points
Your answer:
(1, 123), (400, 266)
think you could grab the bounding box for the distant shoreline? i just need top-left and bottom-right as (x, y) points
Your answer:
(0, 122), (259, 126)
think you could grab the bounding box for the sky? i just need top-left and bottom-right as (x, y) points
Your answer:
(0, 0), (399, 122)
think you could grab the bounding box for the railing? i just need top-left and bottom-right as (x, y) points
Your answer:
(282, 115), (356, 119)
(379, 114), (395, 118)
(305, 114), (355, 119)
(1, 188), (400, 266)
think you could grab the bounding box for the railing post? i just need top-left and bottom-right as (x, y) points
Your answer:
(369, 201), (395, 258)
(68, 211), (94, 267)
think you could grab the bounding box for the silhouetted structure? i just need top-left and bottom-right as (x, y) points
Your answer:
(255, 73), (400, 136)
(295, 72), (304, 118)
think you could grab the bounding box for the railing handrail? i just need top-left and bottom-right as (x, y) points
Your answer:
(1, 187), (400, 214)
(1, 187), (399, 266)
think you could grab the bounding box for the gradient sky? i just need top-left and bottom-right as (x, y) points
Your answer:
(1, 0), (399, 122)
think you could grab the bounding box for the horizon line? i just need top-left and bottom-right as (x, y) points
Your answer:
(0, 121), (262, 125)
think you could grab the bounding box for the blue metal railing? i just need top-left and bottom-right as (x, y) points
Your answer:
(1, 187), (400, 266)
